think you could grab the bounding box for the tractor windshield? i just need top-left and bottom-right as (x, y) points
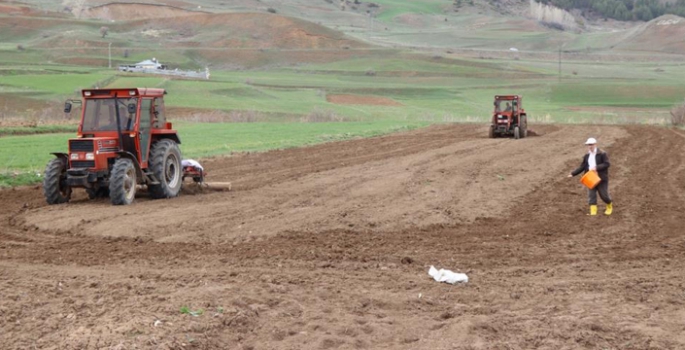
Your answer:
(82, 98), (138, 132)
(495, 99), (515, 112)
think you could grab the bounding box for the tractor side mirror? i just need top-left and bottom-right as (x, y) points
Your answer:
(127, 103), (136, 114)
(64, 102), (72, 113)
(513, 101), (518, 106)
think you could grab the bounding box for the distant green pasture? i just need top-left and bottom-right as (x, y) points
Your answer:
(0, 70), (112, 96)
(551, 83), (685, 108)
(370, 0), (446, 21)
(176, 120), (429, 157)
(3, 56), (681, 125)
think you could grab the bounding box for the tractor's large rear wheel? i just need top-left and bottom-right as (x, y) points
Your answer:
(109, 158), (137, 205)
(43, 158), (71, 205)
(514, 126), (521, 140)
(148, 139), (182, 199)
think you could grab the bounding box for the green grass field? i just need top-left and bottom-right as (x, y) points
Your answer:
(0, 125), (77, 136)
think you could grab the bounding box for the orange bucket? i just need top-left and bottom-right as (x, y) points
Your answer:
(580, 171), (601, 189)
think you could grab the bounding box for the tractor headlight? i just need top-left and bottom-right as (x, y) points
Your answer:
(85, 152), (95, 160)
(70, 153), (79, 160)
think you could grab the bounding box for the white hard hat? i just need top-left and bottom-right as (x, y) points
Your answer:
(585, 137), (597, 145)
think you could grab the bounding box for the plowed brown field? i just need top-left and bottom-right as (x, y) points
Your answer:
(2, 124), (685, 349)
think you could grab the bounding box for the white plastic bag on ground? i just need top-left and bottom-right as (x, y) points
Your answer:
(428, 265), (468, 284)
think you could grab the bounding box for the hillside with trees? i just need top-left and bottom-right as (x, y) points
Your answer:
(536, 0), (685, 21)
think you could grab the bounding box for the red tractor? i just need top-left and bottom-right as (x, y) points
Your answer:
(44, 88), (185, 205)
(489, 95), (528, 139)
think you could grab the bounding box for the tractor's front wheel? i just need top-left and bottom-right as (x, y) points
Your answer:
(43, 158), (71, 205)
(488, 125), (495, 139)
(514, 126), (521, 140)
(109, 158), (137, 205)
(148, 139), (182, 199)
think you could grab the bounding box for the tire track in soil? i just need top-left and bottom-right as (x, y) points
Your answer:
(203, 124), (488, 191)
(2, 124), (685, 349)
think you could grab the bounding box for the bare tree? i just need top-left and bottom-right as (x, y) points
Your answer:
(670, 99), (685, 127)
(99, 26), (109, 38)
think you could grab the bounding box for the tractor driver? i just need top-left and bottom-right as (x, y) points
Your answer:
(100, 106), (133, 131)
(504, 102), (512, 112)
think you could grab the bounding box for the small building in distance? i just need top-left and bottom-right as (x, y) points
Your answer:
(119, 58), (167, 70)
(118, 58), (209, 80)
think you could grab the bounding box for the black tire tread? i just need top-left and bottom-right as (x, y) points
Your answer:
(520, 115), (527, 139)
(43, 158), (71, 205)
(109, 158), (135, 205)
(148, 139), (182, 199)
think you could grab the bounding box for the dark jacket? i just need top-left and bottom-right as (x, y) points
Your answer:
(572, 149), (610, 181)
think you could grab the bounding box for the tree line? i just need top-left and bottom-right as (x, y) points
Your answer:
(536, 0), (685, 21)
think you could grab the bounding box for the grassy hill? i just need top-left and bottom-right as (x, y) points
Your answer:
(7, 1), (685, 64)
(611, 14), (685, 53)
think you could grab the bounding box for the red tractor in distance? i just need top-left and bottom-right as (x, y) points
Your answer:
(44, 88), (184, 205)
(489, 95), (528, 139)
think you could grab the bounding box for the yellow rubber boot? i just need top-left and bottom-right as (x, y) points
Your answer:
(605, 202), (613, 216)
(589, 205), (598, 216)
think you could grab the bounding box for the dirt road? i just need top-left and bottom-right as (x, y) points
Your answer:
(2, 124), (684, 349)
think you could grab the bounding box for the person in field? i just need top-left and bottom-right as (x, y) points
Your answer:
(567, 137), (613, 216)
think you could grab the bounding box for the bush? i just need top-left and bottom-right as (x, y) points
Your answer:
(670, 100), (685, 127)
(267, 7), (277, 13)
(365, 68), (376, 76)
(16, 44), (24, 51)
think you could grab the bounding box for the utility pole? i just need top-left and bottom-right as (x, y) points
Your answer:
(558, 45), (561, 82)
(368, 10), (375, 33)
(108, 42), (112, 69)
